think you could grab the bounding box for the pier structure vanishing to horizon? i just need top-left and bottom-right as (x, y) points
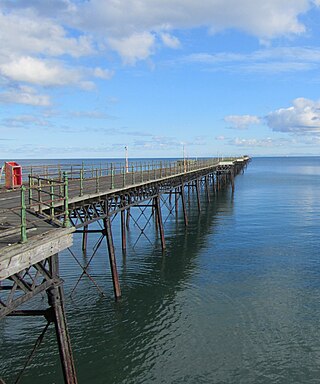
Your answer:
(0, 156), (250, 384)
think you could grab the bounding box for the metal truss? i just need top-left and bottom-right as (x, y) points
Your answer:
(0, 259), (61, 319)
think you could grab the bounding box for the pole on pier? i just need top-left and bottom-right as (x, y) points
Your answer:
(154, 195), (166, 250)
(47, 254), (78, 384)
(104, 218), (121, 300)
(180, 184), (188, 227)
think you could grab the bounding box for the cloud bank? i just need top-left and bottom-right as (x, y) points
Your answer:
(266, 98), (320, 134)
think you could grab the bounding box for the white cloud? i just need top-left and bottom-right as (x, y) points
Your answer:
(266, 98), (320, 133)
(161, 33), (181, 49)
(185, 47), (320, 74)
(0, 1), (317, 72)
(0, 57), (112, 89)
(225, 114), (260, 129)
(0, 10), (93, 58)
(3, 114), (50, 127)
(93, 67), (114, 79)
(0, 56), (79, 86)
(76, 0), (309, 40)
(0, 86), (51, 106)
(0, 8), (112, 98)
(230, 137), (290, 147)
(108, 32), (156, 65)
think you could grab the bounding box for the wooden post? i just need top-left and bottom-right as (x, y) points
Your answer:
(47, 254), (78, 384)
(154, 195), (166, 250)
(104, 218), (121, 300)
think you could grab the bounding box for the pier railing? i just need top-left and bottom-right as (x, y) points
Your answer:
(22, 159), (220, 199)
(0, 157), (247, 244)
(0, 176), (70, 245)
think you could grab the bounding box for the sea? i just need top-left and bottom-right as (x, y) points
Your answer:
(1, 156), (320, 384)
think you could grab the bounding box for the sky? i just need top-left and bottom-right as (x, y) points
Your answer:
(1, 0), (320, 159)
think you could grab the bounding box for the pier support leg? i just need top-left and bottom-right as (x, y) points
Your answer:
(104, 218), (121, 300)
(205, 176), (210, 202)
(126, 196), (131, 229)
(154, 195), (166, 250)
(180, 184), (188, 227)
(175, 188), (179, 216)
(121, 209), (126, 252)
(48, 254), (78, 384)
(82, 224), (88, 252)
(126, 208), (131, 229)
(196, 179), (201, 213)
(230, 170), (235, 194)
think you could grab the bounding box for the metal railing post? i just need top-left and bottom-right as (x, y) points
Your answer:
(63, 172), (71, 228)
(38, 178), (42, 214)
(95, 169), (100, 193)
(80, 169), (83, 196)
(20, 186), (27, 243)
(50, 181), (54, 219)
(28, 175), (32, 203)
(111, 163), (114, 189)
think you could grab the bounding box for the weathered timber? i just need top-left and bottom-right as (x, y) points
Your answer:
(0, 228), (74, 280)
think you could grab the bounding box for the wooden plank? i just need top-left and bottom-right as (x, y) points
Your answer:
(0, 228), (74, 280)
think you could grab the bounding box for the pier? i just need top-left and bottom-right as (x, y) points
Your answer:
(0, 156), (250, 383)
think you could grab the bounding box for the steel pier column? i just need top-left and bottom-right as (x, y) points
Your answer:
(121, 209), (126, 252)
(47, 254), (78, 384)
(154, 195), (166, 250)
(180, 184), (188, 227)
(104, 218), (121, 300)
(196, 179), (201, 212)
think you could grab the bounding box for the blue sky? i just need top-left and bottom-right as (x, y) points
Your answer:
(1, 0), (320, 158)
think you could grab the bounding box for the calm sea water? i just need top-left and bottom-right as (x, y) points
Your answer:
(2, 156), (320, 384)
